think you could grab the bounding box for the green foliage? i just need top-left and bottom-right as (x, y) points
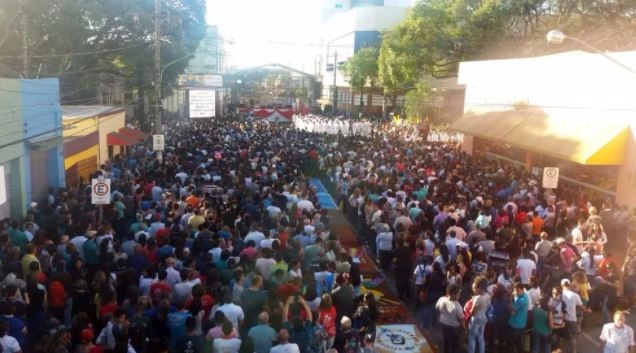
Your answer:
(379, 0), (510, 90)
(342, 47), (379, 90)
(404, 82), (431, 121)
(0, 0), (206, 104)
(342, 47), (379, 111)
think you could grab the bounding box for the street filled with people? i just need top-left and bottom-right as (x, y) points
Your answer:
(0, 115), (635, 353)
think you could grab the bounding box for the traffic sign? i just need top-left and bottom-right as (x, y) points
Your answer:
(542, 167), (559, 189)
(153, 134), (165, 151)
(91, 178), (111, 204)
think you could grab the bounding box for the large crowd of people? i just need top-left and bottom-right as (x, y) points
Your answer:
(0, 114), (635, 353)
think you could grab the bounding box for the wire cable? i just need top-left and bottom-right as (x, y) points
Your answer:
(0, 42), (149, 59)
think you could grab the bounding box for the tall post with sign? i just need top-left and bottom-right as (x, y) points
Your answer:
(153, 134), (165, 162)
(92, 178), (111, 224)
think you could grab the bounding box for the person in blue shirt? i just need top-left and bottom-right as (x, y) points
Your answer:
(507, 282), (529, 353)
(168, 301), (192, 348)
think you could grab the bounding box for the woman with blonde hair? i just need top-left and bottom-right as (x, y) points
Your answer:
(318, 293), (337, 351)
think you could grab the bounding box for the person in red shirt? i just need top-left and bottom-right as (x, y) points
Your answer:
(597, 250), (619, 279)
(98, 289), (117, 320)
(150, 269), (172, 302)
(186, 191), (202, 208)
(318, 293), (337, 350)
(515, 208), (528, 226)
(48, 279), (66, 322)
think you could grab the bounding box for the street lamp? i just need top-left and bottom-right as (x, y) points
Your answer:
(546, 29), (636, 76)
(154, 53), (194, 133)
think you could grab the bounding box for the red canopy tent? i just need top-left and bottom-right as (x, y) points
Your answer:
(119, 127), (148, 142)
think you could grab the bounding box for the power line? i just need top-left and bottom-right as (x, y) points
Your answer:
(0, 42), (149, 59)
(0, 107), (124, 151)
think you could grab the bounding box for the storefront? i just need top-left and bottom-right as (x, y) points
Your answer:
(452, 50), (636, 208)
(62, 106), (144, 189)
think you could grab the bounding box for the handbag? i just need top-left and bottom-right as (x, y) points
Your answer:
(464, 298), (474, 324)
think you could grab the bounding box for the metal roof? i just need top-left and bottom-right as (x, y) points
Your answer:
(62, 105), (119, 120)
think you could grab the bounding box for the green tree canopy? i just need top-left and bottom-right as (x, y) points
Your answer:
(0, 0), (206, 108)
(378, 0), (510, 90)
(342, 47), (379, 111)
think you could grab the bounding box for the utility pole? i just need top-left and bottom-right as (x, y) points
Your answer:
(154, 0), (162, 134)
(333, 51), (337, 113)
(21, 13), (28, 78)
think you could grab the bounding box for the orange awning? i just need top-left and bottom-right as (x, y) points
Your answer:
(107, 131), (138, 146)
(451, 107), (630, 165)
(119, 127), (148, 142)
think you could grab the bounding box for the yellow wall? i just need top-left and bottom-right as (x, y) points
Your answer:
(63, 111), (125, 165)
(616, 125), (636, 209)
(65, 145), (99, 170)
(63, 117), (98, 137)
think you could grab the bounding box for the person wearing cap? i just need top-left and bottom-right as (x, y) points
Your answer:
(75, 328), (101, 353)
(556, 237), (576, 275)
(561, 278), (590, 353)
(600, 310), (635, 353)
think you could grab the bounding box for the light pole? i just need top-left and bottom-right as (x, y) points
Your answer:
(546, 29), (636, 76)
(154, 53), (194, 130)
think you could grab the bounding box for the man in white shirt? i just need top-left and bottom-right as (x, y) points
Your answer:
(0, 319), (20, 353)
(245, 224), (266, 249)
(435, 284), (465, 353)
(561, 279), (591, 353)
(600, 310), (635, 353)
(375, 224), (393, 270)
(270, 329), (300, 353)
(211, 292), (245, 329)
(516, 250), (537, 285)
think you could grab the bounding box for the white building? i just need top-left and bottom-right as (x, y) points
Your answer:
(319, 0), (414, 109)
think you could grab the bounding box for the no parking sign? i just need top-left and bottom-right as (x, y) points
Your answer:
(542, 167), (559, 189)
(91, 178), (111, 205)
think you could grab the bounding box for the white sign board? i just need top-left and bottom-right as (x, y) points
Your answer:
(542, 167), (560, 189)
(91, 178), (111, 205)
(189, 90), (216, 118)
(0, 166), (5, 205)
(153, 134), (165, 151)
(204, 75), (223, 87)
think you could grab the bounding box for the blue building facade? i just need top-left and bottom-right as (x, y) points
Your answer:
(0, 78), (64, 220)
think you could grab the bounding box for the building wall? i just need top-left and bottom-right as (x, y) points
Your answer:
(20, 79), (64, 205)
(63, 110), (125, 166)
(458, 51), (636, 208)
(0, 79), (26, 219)
(97, 111), (125, 165)
(187, 26), (221, 75)
(617, 124), (636, 207)
(63, 116), (98, 137)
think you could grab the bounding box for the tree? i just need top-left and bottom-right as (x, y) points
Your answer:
(379, 0), (510, 85)
(342, 47), (379, 114)
(404, 82), (431, 122)
(0, 0), (206, 129)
